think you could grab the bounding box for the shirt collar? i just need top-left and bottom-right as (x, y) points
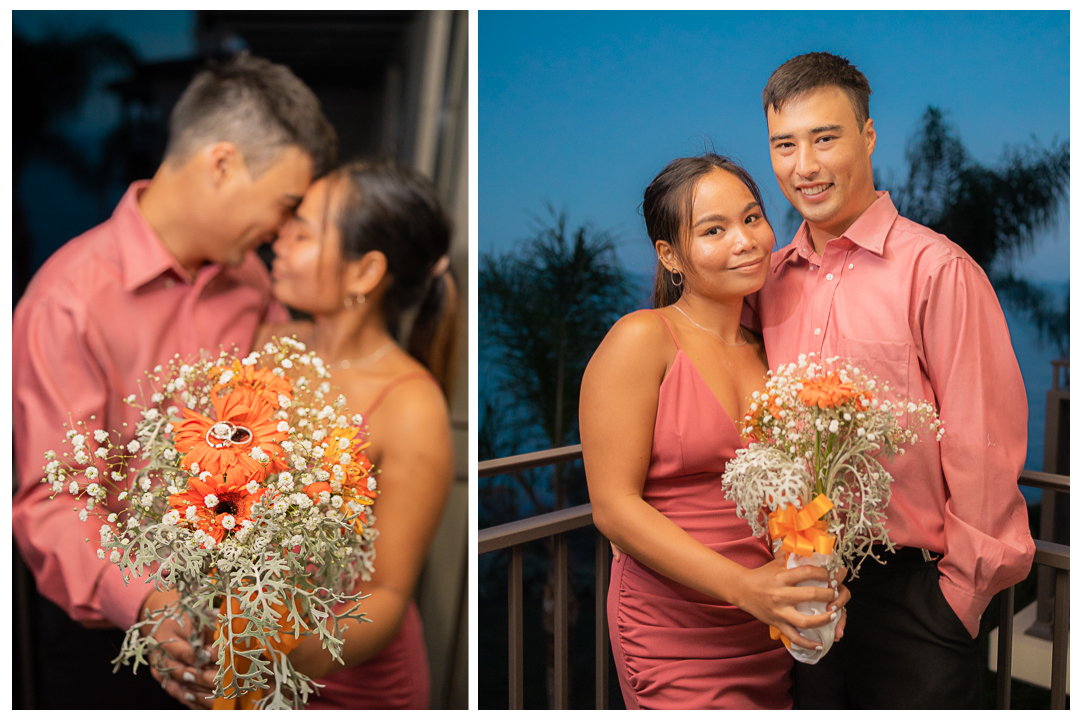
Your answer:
(774, 191), (898, 272)
(115, 181), (192, 292)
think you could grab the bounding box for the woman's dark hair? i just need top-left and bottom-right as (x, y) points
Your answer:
(331, 158), (458, 394)
(642, 154), (769, 307)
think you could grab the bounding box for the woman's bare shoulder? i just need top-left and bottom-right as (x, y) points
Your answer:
(593, 309), (675, 364)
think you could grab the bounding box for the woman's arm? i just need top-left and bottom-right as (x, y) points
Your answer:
(289, 377), (454, 676)
(581, 312), (840, 649)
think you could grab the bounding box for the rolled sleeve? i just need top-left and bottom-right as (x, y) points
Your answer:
(919, 258), (1035, 636)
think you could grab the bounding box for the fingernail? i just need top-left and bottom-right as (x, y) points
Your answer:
(830, 612), (837, 620)
(182, 671), (196, 683)
(833, 588), (839, 599)
(184, 692), (195, 702)
(815, 645), (823, 650)
(830, 579), (838, 588)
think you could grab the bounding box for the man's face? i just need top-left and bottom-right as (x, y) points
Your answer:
(767, 86), (878, 243)
(212, 146), (314, 267)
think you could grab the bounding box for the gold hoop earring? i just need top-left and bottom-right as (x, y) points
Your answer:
(670, 269), (683, 287)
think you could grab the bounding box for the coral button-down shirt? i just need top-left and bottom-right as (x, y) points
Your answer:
(12, 181), (290, 629)
(745, 192), (1034, 637)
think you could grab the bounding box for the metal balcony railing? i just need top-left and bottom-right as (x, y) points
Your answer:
(479, 447), (1070, 709)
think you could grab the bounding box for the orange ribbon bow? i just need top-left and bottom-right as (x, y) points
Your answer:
(766, 494), (836, 649)
(211, 594), (304, 710)
(767, 494), (836, 558)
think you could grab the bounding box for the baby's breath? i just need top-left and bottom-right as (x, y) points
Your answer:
(723, 353), (942, 576)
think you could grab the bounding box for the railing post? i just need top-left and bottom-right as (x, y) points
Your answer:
(509, 545), (523, 709)
(553, 533), (570, 708)
(1050, 568), (1069, 709)
(996, 585), (1014, 709)
(595, 531), (609, 709)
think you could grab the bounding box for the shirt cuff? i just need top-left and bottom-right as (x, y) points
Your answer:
(939, 573), (989, 639)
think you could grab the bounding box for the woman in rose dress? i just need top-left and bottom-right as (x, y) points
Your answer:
(255, 158), (458, 708)
(580, 154), (847, 709)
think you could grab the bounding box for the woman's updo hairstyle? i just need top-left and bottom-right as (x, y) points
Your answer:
(642, 153), (769, 308)
(332, 158), (458, 394)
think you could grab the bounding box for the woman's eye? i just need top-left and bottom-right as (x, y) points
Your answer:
(745, 214), (760, 224)
(705, 226), (723, 236)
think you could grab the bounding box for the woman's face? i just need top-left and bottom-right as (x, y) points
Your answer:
(675, 168), (774, 300)
(270, 177), (346, 314)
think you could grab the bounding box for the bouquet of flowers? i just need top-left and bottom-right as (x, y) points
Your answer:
(42, 336), (378, 709)
(721, 353), (942, 663)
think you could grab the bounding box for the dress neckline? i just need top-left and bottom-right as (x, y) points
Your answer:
(658, 349), (746, 446)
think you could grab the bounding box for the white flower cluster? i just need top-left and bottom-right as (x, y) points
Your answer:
(725, 353), (944, 576)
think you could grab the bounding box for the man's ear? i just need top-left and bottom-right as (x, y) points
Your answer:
(204, 142), (245, 189)
(344, 250), (389, 297)
(862, 118), (877, 157)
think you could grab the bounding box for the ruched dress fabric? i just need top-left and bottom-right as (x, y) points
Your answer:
(305, 602), (429, 709)
(607, 311), (792, 709)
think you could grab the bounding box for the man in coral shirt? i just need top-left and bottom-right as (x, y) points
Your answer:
(13, 53), (336, 709)
(747, 52), (1034, 708)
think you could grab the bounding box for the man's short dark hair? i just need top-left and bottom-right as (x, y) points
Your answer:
(165, 52), (338, 177)
(762, 52), (872, 129)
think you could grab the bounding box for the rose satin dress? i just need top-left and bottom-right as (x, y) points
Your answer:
(607, 311), (792, 709)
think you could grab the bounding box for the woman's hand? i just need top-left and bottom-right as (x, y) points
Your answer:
(729, 556), (846, 651)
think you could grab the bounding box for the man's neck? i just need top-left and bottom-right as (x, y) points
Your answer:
(137, 170), (206, 280)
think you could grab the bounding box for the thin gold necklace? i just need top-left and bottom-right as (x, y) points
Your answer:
(326, 341), (395, 370)
(672, 305), (747, 347)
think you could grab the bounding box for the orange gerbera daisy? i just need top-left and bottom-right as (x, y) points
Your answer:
(171, 386), (288, 483)
(169, 471), (266, 543)
(798, 372), (863, 410)
(210, 360), (294, 409)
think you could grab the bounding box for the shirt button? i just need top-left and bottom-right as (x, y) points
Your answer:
(848, 263), (854, 270)
(826, 273), (834, 281)
(814, 328), (821, 336)
(164, 278), (175, 289)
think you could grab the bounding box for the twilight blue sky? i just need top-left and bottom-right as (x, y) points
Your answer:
(479, 10), (1070, 283)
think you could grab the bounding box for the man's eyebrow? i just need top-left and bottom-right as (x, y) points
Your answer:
(692, 201), (760, 228)
(769, 124), (845, 143)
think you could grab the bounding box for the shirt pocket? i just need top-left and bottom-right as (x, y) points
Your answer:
(836, 338), (913, 412)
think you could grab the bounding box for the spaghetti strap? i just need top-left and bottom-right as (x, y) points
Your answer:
(648, 308), (681, 350)
(363, 371), (439, 417)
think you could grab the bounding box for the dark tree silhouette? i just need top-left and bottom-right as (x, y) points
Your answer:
(480, 208), (635, 708)
(889, 107), (1069, 356)
(479, 207), (634, 512)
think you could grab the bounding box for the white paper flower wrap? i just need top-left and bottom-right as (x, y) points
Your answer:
(783, 550), (839, 665)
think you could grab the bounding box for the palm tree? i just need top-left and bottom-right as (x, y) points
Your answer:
(889, 106), (1069, 356)
(479, 207), (635, 512)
